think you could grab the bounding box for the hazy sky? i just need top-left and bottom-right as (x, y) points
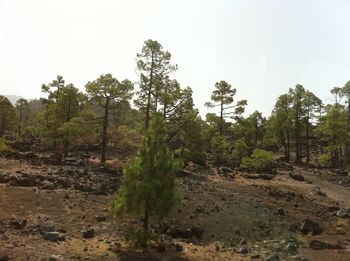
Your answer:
(1, 0), (350, 116)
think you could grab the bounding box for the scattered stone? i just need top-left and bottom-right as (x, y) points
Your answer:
(236, 246), (248, 254)
(166, 225), (204, 240)
(289, 172), (306, 181)
(43, 232), (61, 242)
(300, 219), (323, 235)
(266, 253), (280, 261)
(309, 186), (326, 197)
(9, 218), (27, 229)
(277, 209), (285, 216)
(173, 243), (183, 252)
(109, 243), (121, 253)
(48, 255), (64, 261)
(157, 242), (166, 253)
(334, 169), (348, 176)
(244, 174), (275, 180)
(328, 206), (340, 212)
(309, 240), (342, 250)
(194, 206), (205, 214)
(291, 255), (308, 261)
(0, 255), (9, 261)
(285, 242), (298, 254)
(83, 228), (95, 239)
(95, 215), (106, 222)
(336, 208), (350, 218)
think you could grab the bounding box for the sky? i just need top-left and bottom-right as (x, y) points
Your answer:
(1, 0), (350, 117)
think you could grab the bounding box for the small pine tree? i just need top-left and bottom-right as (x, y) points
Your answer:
(110, 113), (182, 246)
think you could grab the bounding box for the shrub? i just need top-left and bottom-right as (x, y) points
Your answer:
(260, 137), (279, 151)
(240, 149), (274, 172)
(178, 148), (207, 165)
(110, 125), (140, 153)
(210, 135), (229, 165)
(231, 139), (248, 166)
(318, 153), (332, 168)
(0, 137), (9, 152)
(335, 218), (348, 235)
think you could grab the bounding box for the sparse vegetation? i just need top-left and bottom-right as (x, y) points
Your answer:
(1, 25), (350, 261)
(240, 149), (274, 172)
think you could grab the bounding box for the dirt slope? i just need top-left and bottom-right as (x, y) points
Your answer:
(1, 156), (350, 260)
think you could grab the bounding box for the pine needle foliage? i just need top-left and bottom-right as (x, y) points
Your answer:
(110, 113), (182, 242)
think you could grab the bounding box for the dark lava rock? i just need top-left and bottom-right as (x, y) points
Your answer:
(289, 173), (306, 181)
(157, 242), (166, 253)
(43, 232), (61, 242)
(0, 255), (9, 261)
(175, 243), (184, 252)
(300, 219), (323, 235)
(277, 209), (285, 216)
(309, 240), (342, 250)
(266, 253), (280, 261)
(9, 218), (27, 229)
(247, 174), (275, 180)
(336, 208), (350, 218)
(166, 225), (204, 240)
(236, 246), (248, 254)
(285, 242), (299, 254)
(334, 169), (348, 176)
(96, 215), (107, 222)
(194, 206), (205, 214)
(83, 228), (95, 239)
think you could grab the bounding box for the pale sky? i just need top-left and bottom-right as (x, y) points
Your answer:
(1, 0), (350, 116)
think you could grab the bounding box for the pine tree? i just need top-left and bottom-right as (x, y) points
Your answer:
(86, 74), (134, 163)
(110, 113), (182, 245)
(135, 40), (177, 129)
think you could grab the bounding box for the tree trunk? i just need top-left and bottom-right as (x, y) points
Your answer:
(64, 95), (72, 157)
(18, 102), (23, 136)
(306, 111), (310, 164)
(220, 100), (223, 136)
(145, 53), (155, 130)
(286, 129), (290, 162)
(347, 100), (350, 163)
(101, 99), (109, 163)
(143, 204), (149, 233)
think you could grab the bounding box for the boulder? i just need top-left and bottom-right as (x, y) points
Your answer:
(43, 232), (61, 242)
(285, 242), (299, 254)
(0, 255), (9, 261)
(175, 243), (184, 252)
(236, 246), (248, 254)
(336, 208), (350, 218)
(96, 215), (107, 222)
(83, 228), (95, 239)
(266, 253), (280, 261)
(309, 240), (342, 250)
(309, 187), (326, 197)
(300, 219), (323, 235)
(9, 218), (27, 229)
(157, 242), (166, 253)
(289, 173), (306, 182)
(166, 225), (204, 240)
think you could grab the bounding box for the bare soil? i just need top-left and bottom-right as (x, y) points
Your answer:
(1, 154), (350, 260)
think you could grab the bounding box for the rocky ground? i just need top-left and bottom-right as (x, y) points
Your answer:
(0, 153), (350, 260)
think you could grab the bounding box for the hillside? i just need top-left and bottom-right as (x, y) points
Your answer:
(0, 152), (350, 261)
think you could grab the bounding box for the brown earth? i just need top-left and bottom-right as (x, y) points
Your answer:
(1, 154), (350, 261)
